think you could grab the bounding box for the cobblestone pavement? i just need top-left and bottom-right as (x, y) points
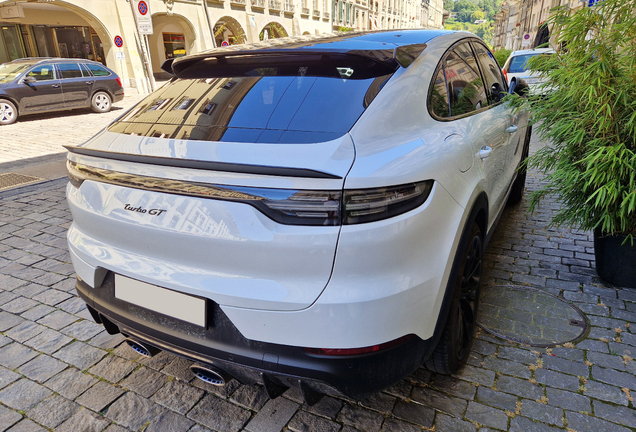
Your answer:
(0, 94), (145, 164)
(1, 132), (636, 432)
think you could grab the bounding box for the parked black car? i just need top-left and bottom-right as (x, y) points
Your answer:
(0, 58), (124, 125)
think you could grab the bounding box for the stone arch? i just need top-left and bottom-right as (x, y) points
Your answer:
(302, 31), (311, 35)
(213, 16), (247, 47)
(259, 22), (289, 40)
(149, 13), (197, 78)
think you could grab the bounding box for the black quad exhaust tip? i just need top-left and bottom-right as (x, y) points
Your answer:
(125, 339), (160, 357)
(190, 365), (230, 386)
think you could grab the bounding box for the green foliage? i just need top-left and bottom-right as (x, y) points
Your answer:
(445, 21), (493, 45)
(471, 10), (485, 22)
(507, 0), (636, 237)
(493, 48), (512, 67)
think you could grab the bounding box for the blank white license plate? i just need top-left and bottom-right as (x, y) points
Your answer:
(114, 274), (206, 327)
(525, 78), (539, 84)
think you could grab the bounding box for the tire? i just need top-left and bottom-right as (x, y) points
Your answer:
(426, 222), (483, 374)
(507, 125), (531, 205)
(91, 91), (112, 113)
(0, 99), (18, 125)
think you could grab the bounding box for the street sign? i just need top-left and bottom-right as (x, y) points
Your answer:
(115, 52), (125, 59)
(221, 41), (229, 47)
(133, 0), (153, 35)
(114, 35), (123, 47)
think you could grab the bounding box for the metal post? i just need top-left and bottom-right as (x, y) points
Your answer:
(129, 0), (155, 93)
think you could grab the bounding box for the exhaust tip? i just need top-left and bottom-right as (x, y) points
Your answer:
(191, 365), (229, 386)
(125, 339), (160, 357)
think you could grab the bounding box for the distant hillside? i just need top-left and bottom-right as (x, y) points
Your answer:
(443, 0), (503, 46)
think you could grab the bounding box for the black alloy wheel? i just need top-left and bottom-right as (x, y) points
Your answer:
(426, 222), (483, 374)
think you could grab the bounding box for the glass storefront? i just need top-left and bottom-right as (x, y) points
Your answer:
(0, 24), (105, 65)
(163, 32), (186, 60)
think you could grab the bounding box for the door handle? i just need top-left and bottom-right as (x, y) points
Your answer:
(506, 125), (518, 133)
(51, 84), (60, 88)
(86, 81), (94, 85)
(479, 146), (492, 160)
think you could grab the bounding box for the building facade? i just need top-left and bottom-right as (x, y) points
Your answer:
(493, 0), (587, 51)
(0, 0), (444, 95)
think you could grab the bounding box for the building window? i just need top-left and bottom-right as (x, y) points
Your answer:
(163, 33), (186, 60)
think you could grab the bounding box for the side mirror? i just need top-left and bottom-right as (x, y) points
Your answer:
(491, 82), (504, 102)
(23, 76), (36, 85)
(510, 78), (529, 97)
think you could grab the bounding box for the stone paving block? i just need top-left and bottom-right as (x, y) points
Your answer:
(520, 399), (563, 427)
(0, 311), (24, 332)
(588, 350), (628, 371)
(392, 400), (434, 428)
(104, 391), (165, 431)
(245, 396), (300, 432)
(336, 404), (383, 432)
(36, 310), (78, 330)
(23, 327), (72, 354)
(410, 386), (467, 418)
(541, 354), (589, 377)
(584, 379), (629, 406)
(44, 367), (98, 399)
(534, 368), (580, 392)
(433, 413), (476, 432)
(102, 425), (128, 432)
(0, 275), (28, 291)
(0, 404), (22, 432)
(592, 365), (636, 390)
(229, 383), (270, 411)
(497, 346), (540, 365)
(304, 396), (343, 420)
(53, 341), (107, 370)
(18, 304), (54, 322)
(87, 331), (125, 351)
(0, 379), (53, 411)
(144, 409), (195, 432)
(151, 378), (204, 414)
(187, 394), (252, 432)
(452, 364), (495, 387)
(161, 356), (195, 381)
(476, 386), (517, 411)
(0, 366), (20, 391)
(549, 347), (585, 362)
(592, 400), (636, 429)
(509, 415), (564, 432)
(576, 338), (609, 353)
(288, 410), (341, 432)
(359, 392), (396, 414)
(465, 401), (508, 430)
(120, 365), (168, 398)
(1, 297), (38, 314)
(57, 297), (87, 315)
(0, 291), (19, 306)
(17, 354), (67, 383)
(483, 356), (532, 379)
(4, 321), (45, 343)
(75, 380), (125, 413)
(383, 379), (413, 400)
(0, 342), (39, 369)
(565, 411), (631, 432)
(4, 419), (47, 432)
(428, 374), (477, 400)
(31, 288), (71, 306)
(31, 272), (66, 287)
(88, 355), (137, 383)
(26, 394), (79, 429)
(55, 408), (110, 432)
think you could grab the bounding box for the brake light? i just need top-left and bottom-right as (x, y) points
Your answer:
(502, 68), (508, 83)
(304, 335), (416, 356)
(116, 77), (122, 87)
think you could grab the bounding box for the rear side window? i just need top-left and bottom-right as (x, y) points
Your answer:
(109, 73), (392, 143)
(57, 63), (83, 79)
(471, 42), (507, 104)
(429, 68), (450, 118)
(85, 64), (111, 77)
(443, 47), (487, 117)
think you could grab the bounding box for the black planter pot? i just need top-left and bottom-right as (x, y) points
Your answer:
(594, 229), (636, 288)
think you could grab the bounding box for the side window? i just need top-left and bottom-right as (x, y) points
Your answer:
(80, 64), (92, 77)
(57, 63), (83, 79)
(86, 63), (111, 77)
(471, 42), (507, 104)
(429, 67), (450, 118)
(26, 65), (55, 81)
(443, 45), (487, 117)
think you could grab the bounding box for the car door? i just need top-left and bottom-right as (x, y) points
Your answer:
(432, 41), (511, 227)
(57, 63), (92, 108)
(12, 64), (63, 114)
(471, 41), (525, 198)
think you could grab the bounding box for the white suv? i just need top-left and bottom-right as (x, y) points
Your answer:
(502, 47), (556, 92)
(66, 30), (529, 404)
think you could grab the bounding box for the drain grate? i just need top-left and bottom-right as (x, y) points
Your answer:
(476, 284), (588, 347)
(0, 173), (42, 191)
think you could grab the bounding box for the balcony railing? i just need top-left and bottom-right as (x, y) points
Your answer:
(284, 3), (295, 12)
(301, 7), (310, 14)
(230, 0), (246, 5)
(251, 0), (265, 7)
(269, 0), (280, 10)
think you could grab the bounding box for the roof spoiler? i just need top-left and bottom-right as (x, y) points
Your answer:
(160, 43), (428, 79)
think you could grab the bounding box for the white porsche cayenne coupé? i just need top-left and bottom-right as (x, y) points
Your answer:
(66, 29), (530, 404)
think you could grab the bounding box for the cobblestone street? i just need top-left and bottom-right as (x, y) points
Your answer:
(1, 129), (636, 431)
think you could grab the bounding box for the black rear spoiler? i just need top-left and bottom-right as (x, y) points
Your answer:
(160, 44), (427, 79)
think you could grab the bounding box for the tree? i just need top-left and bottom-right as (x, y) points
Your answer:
(471, 10), (485, 22)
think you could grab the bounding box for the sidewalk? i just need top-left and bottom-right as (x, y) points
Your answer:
(0, 132), (635, 431)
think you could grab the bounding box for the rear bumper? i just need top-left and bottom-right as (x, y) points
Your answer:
(76, 272), (432, 400)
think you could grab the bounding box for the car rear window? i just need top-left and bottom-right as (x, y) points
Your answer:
(508, 53), (551, 73)
(85, 64), (111, 76)
(108, 73), (391, 144)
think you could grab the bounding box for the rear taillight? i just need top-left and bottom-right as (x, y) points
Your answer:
(66, 161), (433, 226)
(304, 335), (416, 356)
(502, 68), (508, 83)
(116, 77), (122, 87)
